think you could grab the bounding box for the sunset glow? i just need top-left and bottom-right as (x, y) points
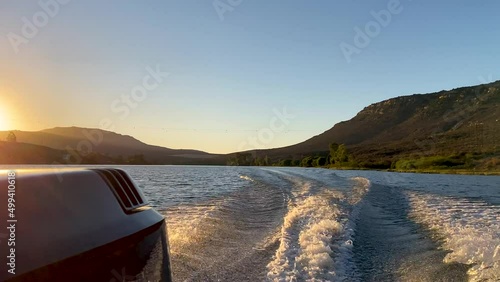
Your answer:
(0, 1), (499, 153)
(0, 105), (11, 131)
(0, 117), (8, 131)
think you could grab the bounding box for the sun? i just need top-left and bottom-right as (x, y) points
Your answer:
(0, 114), (7, 131)
(0, 106), (11, 131)
(0, 92), (16, 131)
(0, 116), (7, 131)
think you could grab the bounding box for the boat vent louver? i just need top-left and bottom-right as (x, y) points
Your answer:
(94, 169), (146, 211)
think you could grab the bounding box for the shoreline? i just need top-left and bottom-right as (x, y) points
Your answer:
(1, 163), (499, 176)
(327, 166), (500, 176)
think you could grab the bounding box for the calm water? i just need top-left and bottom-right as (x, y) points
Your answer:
(112, 166), (499, 282)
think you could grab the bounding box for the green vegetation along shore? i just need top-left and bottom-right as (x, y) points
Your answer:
(227, 142), (500, 175)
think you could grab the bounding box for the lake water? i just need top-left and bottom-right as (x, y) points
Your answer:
(116, 166), (500, 282)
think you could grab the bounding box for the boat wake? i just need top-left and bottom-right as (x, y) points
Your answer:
(407, 192), (500, 282)
(126, 166), (498, 281)
(240, 175), (255, 182)
(266, 177), (371, 281)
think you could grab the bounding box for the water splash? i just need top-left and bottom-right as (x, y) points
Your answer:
(267, 177), (371, 281)
(407, 192), (500, 282)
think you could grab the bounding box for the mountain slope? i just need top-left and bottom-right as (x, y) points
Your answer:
(0, 141), (65, 164)
(0, 127), (225, 165)
(1, 81), (498, 166)
(255, 80), (500, 160)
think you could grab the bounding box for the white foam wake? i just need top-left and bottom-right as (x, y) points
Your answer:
(331, 177), (372, 280)
(164, 202), (222, 253)
(239, 175), (255, 182)
(348, 177), (371, 205)
(266, 177), (371, 281)
(407, 192), (500, 282)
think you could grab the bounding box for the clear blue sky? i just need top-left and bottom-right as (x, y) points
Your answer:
(0, 0), (498, 153)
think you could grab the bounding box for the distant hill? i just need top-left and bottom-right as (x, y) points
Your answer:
(248, 80), (500, 163)
(0, 127), (226, 165)
(0, 141), (65, 164)
(1, 81), (499, 167)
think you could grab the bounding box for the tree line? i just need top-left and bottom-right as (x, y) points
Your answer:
(227, 142), (353, 168)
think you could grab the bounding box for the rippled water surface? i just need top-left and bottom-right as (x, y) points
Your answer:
(118, 166), (499, 282)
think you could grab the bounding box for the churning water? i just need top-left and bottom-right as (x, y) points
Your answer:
(120, 166), (499, 282)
